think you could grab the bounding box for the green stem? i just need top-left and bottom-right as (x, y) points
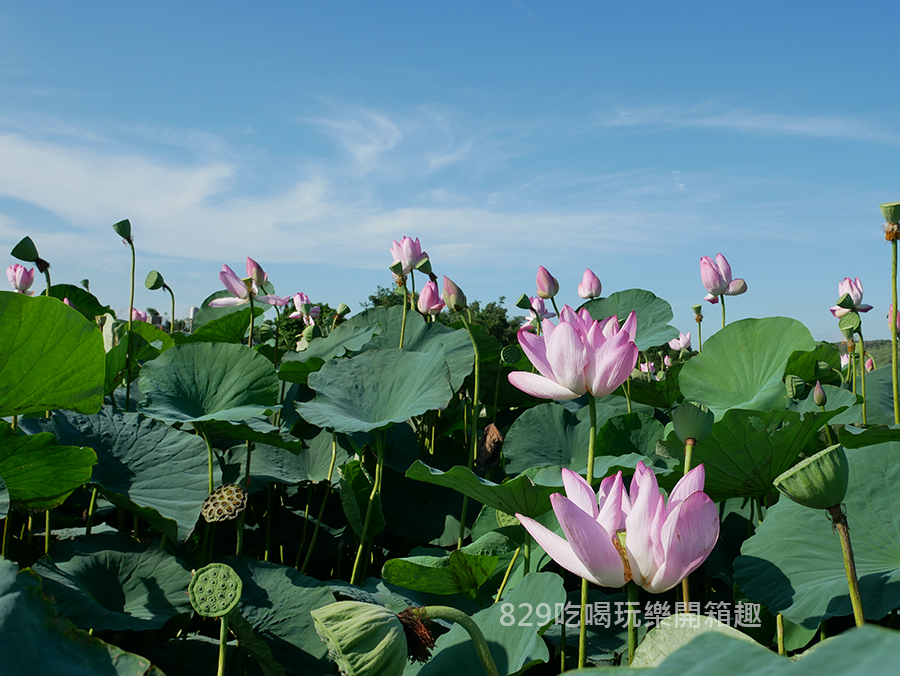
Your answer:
(720, 294), (726, 330)
(684, 439), (694, 474)
(697, 320), (702, 353)
(550, 297), (561, 319)
(247, 295), (255, 348)
(820, 405), (835, 445)
(85, 487), (98, 535)
(828, 505), (865, 628)
(776, 613), (785, 655)
(44, 510), (50, 554)
(457, 312), (482, 549)
(200, 426), (214, 494)
(264, 483), (273, 562)
(625, 378), (632, 413)
(893, 240), (899, 424)
(124, 240), (136, 412)
(217, 615), (229, 676)
(399, 282), (409, 349)
(43, 268), (52, 296)
(351, 438), (384, 585)
(493, 547), (520, 603)
(1, 513), (10, 558)
(420, 606), (500, 676)
(858, 331), (867, 425)
(301, 433), (339, 574)
(577, 394), (598, 669)
(165, 284), (176, 334)
(628, 581), (639, 664)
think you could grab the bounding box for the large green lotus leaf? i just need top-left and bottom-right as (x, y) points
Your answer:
(193, 280), (275, 329)
(138, 342), (279, 423)
(580, 289), (679, 351)
(632, 613), (762, 668)
(620, 362), (685, 409)
(199, 417), (304, 453)
(129, 320), (175, 352)
(347, 305), (475, 391)
(48, 283), (115, 322)
(855, 365), (898, 426)
(33, 533), (192, 632)
(19, 409), (208, 542)
(679, 317), (816, 417)
(406, 460), (558, 518)
(784, 342), (842, 387)
(380, 464), (465, 547)
(734, 441), (900, 629)
(175, 306), (261, 345)
(220, 557), (334, 675)
(278, 321), (381, 384)
(0, 292), (105, 416)
(0, 559), (164, 676)
(296, 348), (453, 433)
(382, 547), (499, 598)
(0, 422), (96, 510)
(656, 408), (837, 502)
(595, 412), (665, 458)
(503, 402), (623, 475)
(839, 424), (900, 448)
(405, 572), (566, 676)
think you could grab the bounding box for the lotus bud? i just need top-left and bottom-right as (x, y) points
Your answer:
(188, 563), (243, 618)
(442, 276), (467, 312)
(813, 381), (827, 407)
(62, 297), (75, 308)
(535, 265), (559, 299)
(311, 601), (408, 676)
(672, 401), (713, 444)
(774, 444), (849, 510)
(145, 270), (166, 290)
(112, 218), (132, 241)
(577, 268), (602, 299)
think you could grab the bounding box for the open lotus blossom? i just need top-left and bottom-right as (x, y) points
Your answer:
(509, 305), (639, 400)
(6, 264), (35, 295)
(131, 308), (148, 322)
(536, 265), (560, 299)
(289, 292), (321, 326)
(208, 259), (284, 307)
(526, 296), (556, 327)
(577, 269), (602, 299)
(640, 362), (657, 375)
(830, 277), (873, 318)
(700, 254), (747, 304)
(390, 236), (428, 276)
(417, 280), (445, 315)
(668, 332), (691, 351)
(516, 462), (719, 593)
(840, 353), (850, 368)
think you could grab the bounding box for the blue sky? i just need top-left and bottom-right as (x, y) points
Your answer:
(2, 1), (899, 341)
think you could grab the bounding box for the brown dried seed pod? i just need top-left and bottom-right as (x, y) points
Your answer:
(201, 483), (248, 523)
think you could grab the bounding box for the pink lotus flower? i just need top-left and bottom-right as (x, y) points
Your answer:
(208, 259), (283, 308)
(668, 332), (691, 351)
(390, 237), (428, 276)
(516, 462), (718, 593)
(890, 304), (900, 333)
(525, 296), (556, 328)
(840, 353), (851, 369)
(442, 276), (467, 312)
(577, 269), (602, 299)
(700, 254), (747, 304)
(289, 292), (321, 326)
(640, 362), (657, 375)
(63, 298), (75, 308)
(866, 357), (875, 372)
(536, 266), (559, 299)
(508, 305), (639, 400)
(663, 355), (672, 369)
(417, 280), (445, 315)
(131, 308), (148, 322)
(6, 264), (35, 295)
(830, 277), (873, 318)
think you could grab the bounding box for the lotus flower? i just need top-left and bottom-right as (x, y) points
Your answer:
(6, 264), (34, 295)
(663, 355), (672, 369)
(668, 332), (691, 351)
(700, 254), (747, 304)
(577, 269), (602, 299)
(417, 280), (445, 315)
(516, 462), (719, 593)
(830, 277), (873, 318)
(525, 296), (555, 328)
(866, 357), (875, 372)
(640, 362), (657, 375)
(390, 236), (428, 276)
(289, 292), (321, 326)
(840, 353), (850, 368)
(208, 259), (283, 307)
(442, 276), (467, 312)
(131, 308), (148, 322)
(536, 266), (559, 299)
(508, 305), (638, 400)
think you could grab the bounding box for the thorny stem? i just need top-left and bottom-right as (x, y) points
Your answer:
(217, 615), (229, 676)
(828, 505), (865, 628)
(777, 613), (785, 655)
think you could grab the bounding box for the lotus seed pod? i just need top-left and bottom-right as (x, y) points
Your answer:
(515, 293), (533, 311)
(112, 219), (132, 239)
(302, 323), (322, 341)
(10, 236), (39, 263)
(672, 401), (713, 444)
(145, 270), (165, 290)
(201, 483), (248, 522)
(500, 345), (522, 365)
(311, 601), (408, 676)
(337, 302), (351, 317)
(774, 444), (849, 510)
(838, 312), (861, 338)
(880, 201), (900, 224)
(691, 304), (703, 315)
(189, 563), (243, 617)
(414, 256), (432, 275)
(784, 375), (806, 400)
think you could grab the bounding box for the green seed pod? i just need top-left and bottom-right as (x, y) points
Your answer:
(11, 236), (40, 262)
(414, 256), (432, 275)
(880, 201), (900, 224)
(145, 270), (165, 290)
(112, 219), (132, 239)
(515, 293), (533, 311)
(774, 444), (849, 510)
(189, 563), (242, 618)
(691, 304), (703, 315)
(500, 345), (522, 365)
(672, 401), (713, 444)
(838, 312), (861, 337)
(336, 302), (351, 317)
(311, 601), (408, 676)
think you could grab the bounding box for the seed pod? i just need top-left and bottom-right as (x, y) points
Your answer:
(201, 483), (248, 522)
(774, 444), (849, 510)
(672, 401), (713, 444)
(189, 563), (242, 617)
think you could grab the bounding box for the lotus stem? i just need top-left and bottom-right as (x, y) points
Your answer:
(493, 547), (520, 603)
(827, 505), (865, 628)
(301, 433), (339, 574)
(720, 295), (726, 329)
(457, 311), (482, 549)
(681, 437), (695, 606)
(165, 284), (176, 333)
(264, 483), (273, 562)
(697, 322), (702, 353)
(628, 581), (639, 664)
(351, 438), (384, 585)
(1, 514), (10, 558)
(893, 240), (899, 424)
(85, 487), (98, 535)
(419, 606), (500, 676)
(247, 295), (255, 348)
(124, 239), (136, 412)
(819, 404), (835, 445)
(44, 511), (50, 554)
(858, 331), (867, 425)
(399, 281), (408, 349)
(199, 426), (214, 495)
(217, 615), (229, 676)
(294, 492), (312, 568)
(43, 269), (52, 297)
(776, 613), (785, 655)
(577, 394), (599, 670)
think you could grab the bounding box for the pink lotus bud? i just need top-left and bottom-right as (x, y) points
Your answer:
(417, 280), (445, 315)
(442, 276), (467, 312)
(577, 269), (601, 299)
(535, 266), (559, 299)
(246, 258), (267, 287)
(131, 308), (148, 322)
(6, 264), (35, 295)
(389, 237), (428, 276)
(700, 254), (747, 303)
(890, 304), (900, 333)
(664, 355), (672, 369)
(865, 357), (875, 372)
(840, 353), (850, 368)
(63, 297), (75, 308)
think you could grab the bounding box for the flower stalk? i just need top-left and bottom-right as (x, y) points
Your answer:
(351, 438), (385, 585)
(457, 310), (482, 549)
(827, 505), (865, 628)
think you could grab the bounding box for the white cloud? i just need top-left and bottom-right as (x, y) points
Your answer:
(427, 139), (473, 172)
(310, 109), (402, 172)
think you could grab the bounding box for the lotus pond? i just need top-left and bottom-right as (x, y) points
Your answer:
(4, 221), (900, 676)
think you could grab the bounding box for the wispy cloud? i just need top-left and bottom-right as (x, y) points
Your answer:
(309, 109), (402, 172)
(427, 139), (473, 172)
(598, 103), (900, 143)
